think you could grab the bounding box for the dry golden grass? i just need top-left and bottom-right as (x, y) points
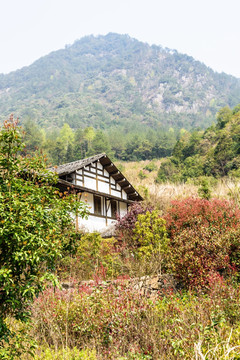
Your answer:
(116, 160), (240, 212)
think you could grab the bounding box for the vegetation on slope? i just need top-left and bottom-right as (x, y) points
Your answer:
(4, 196), (240, 359)
(156, 104), (240, 182)
(1, 33), (240, 133)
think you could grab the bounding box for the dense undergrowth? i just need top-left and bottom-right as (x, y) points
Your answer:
(1, 116), (240, 359)
(2, 196), (240, 359)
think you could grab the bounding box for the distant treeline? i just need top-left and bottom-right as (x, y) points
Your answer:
(22, 120), (177, 164)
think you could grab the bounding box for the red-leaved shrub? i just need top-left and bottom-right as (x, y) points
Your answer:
(165, 198), (240, 239)
(31, 281), (154, 357)
(164, 198), (240, 288)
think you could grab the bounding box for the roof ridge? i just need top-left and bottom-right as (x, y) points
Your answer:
(49, 153), (107, 174)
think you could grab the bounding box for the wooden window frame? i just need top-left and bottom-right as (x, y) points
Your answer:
(94, 195), (102, 216)
(110, 199), (117, 219)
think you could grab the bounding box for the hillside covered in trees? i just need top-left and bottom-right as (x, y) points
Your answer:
(157, 104), (240, 182)
(1, 33), (240, 134)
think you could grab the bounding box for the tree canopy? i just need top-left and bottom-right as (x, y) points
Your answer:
(0, 116), (88, 344)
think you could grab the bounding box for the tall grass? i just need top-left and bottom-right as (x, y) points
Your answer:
(118, 160), (240, 211)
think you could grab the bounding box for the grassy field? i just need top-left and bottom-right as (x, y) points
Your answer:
(117, 159), (240, 211)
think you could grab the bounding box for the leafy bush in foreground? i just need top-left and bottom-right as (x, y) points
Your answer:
(0, 117), (88, 348)
(29, 279), (240, 359)
(57, 233), (122, 281)
(164, 198), (240, 288)
(31, 283), (154, 359)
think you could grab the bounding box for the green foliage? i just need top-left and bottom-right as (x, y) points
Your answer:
(76, 233), (120, 278)
(28, 120), (176, 165)
(133, 211), (168, 259)
(57, 233), (122, 281)
(33, 347), (97, 360)
(0, 117), (88, 345)
(156, 104), (240, 181)
(143, 161), (157, 172)
(1, 34), (240, 164)
(181, 155), (204, 180)
(155, 159), (181, 183)
(87, 130), (113, 158)
(216, 106), (232, 129)
(138, 170), (147, 180)
(22, 119), (45, 154)
(0, 320), (36, 360)
(198, 178), (212, 200)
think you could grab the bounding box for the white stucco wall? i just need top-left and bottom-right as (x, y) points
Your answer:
(69, 161), (137, 233)
(120, 202), (128, 216)
(78, 214), (117, 232)
(82, 192), (93, 213)
(76, 191), (127, 233)
(122, 190), (127, 200)
(76, 180), (83, 186)
(98, 180), (109, 194)
(84, 176), (96, 191)
(111, 189), (120, 197)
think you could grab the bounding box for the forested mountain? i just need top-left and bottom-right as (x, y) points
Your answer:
(0, 33), (240, 132)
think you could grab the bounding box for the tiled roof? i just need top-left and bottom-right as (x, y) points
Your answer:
(50, 153), (106, 176)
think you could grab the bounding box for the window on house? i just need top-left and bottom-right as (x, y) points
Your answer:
(94, 195), (102, 215)
(111, 200), (117, 219)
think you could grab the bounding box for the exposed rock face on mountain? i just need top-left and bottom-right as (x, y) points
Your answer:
(0, 33), (240, 130)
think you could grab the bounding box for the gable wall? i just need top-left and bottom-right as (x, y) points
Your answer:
(73, 160), (126, 200)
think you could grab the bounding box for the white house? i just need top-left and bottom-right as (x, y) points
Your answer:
(53, 153), (143, 233)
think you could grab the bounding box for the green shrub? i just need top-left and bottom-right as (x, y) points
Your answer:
(143, 161), (157, 172)
(155, 159), (181, 183)
(0, 116), (88, 347)
(181, 155), (204, 180)
(138, 170), (147, 180)
(198, 178), (212, 200)
(116, 203), (152, 246)
(57, 233), (122, 281)
(132, 211), (169, 274)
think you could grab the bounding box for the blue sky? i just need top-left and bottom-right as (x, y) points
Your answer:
(1, 0), (240, 77)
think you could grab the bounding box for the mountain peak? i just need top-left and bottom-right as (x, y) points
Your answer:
(0, 33), (240, 130)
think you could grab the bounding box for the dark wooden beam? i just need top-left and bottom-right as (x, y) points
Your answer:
(103, 163), (113, 168)
(57, 179), (134, 204)
(109, 170), (120, 176)
(127, 191), (137, 195)
(122, 184), (131, 190)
